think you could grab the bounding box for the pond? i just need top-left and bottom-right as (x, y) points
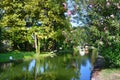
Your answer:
(0, 53), (97, 80)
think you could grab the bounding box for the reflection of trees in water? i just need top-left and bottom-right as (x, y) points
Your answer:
(0, 62), (31, 80)
(90, 52), (98, 66)
(0, 62), (12, 71)
(0, 54), (96, 80)
(81, 56), (88, 66)
(68, 56), (81, 80)
(79, 56), (92, 80)
(34, 56), (77, 80)
(35, 55), (92, 80)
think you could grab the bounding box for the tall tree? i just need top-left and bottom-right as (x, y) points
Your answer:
(0, 0), (69, 53)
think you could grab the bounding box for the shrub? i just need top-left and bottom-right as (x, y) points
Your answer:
(101, 42), (120, 67)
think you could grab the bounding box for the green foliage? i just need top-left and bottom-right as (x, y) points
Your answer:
(88, 0), (120, 67)
(0, 0), (68, 51)
(62, 27), (89, 48)
(101, 42), (120, 67)
(0, 51), (34, 62)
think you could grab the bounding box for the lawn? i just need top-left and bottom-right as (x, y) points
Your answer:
(0, 51), (56, 62)
(98, 69), (120, 80)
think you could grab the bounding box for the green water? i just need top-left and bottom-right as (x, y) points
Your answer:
(0, 53), (97, 80)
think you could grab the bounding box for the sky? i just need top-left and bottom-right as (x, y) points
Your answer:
(64, 0), (90, 27)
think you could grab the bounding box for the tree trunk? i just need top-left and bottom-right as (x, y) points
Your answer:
(34, 34), (37, 52)
(34, 33), (40, 54)
(0, 28), (2, 52)
(36, 38), (40, 54)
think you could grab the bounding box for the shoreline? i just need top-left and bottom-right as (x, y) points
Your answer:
(0, 51), (56, 63)
(91, 55), (104, 80)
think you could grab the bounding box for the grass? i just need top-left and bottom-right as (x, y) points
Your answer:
(98, 68), (120, 80)
(0, 51), (56, 63)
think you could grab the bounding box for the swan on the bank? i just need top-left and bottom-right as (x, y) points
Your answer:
(9, 56), (13, 60)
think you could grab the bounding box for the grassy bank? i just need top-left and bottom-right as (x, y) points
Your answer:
(0, 51), (56, 63)
(98, 69), (120, 80)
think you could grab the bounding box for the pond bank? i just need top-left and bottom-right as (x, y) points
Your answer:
(91, 54), (120, 80)
(91, 55), (104, 80)
(0, 52), (94, 80)
(0, 51), (56, 63)
(96, 68), (120, 80)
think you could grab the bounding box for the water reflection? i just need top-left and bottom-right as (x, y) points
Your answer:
(0, 53), (96, 80)
(28, 59), (36, 72)
(80, 57), (92, 80)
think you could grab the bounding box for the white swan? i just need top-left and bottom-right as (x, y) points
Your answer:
(9, 56), (13, 60)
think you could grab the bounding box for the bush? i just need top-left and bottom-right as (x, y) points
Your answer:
(101, 42), (120, 68)
(87, 0), (120, 68)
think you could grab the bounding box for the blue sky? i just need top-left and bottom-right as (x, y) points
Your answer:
(65, 0), (90, 27)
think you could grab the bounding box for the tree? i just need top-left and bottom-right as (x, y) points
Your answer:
(88, 0), (120, 67)
(0, 0), (69, 53)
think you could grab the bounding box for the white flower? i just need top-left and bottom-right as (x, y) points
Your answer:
(118, 5), (120, 9)
(106, 2), (110, 6)
(99, 41), (103, 45)
(110, 14), (115, 18)
(59, 47), (62, 50)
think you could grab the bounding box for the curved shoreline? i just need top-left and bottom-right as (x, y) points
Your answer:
(90, 55), (104, 80)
